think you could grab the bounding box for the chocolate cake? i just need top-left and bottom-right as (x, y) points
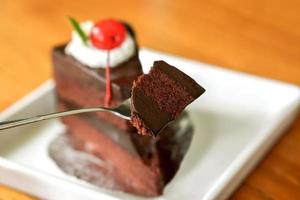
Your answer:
(49, 18), (203, 197)
(131, 61), (205, 137)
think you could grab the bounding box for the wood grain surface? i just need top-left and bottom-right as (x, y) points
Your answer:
(0, 185), (37, 200)
(0, 0), (299, 199)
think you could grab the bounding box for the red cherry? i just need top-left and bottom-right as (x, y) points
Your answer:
(90, 19), (126, 50)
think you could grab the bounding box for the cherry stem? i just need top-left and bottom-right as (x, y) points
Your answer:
(104, 50), (112, 107)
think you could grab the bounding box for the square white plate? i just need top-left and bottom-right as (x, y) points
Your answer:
(0, 49), (299, 200)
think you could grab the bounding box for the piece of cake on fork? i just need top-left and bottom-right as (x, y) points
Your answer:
(131, 60), (205, 137)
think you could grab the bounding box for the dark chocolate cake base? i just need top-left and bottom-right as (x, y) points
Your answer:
(48, 112), (194, 197)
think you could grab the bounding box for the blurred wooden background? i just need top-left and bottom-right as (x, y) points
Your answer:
(0, 0), (299, 199)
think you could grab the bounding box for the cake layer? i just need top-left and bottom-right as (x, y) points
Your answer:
(52, 45), (143, 131)
(57, 99), (154, 160)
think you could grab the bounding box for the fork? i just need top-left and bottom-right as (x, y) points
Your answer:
(0, 99), (131, 130)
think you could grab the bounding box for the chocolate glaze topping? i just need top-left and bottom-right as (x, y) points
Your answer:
(154, 61), (205, 98)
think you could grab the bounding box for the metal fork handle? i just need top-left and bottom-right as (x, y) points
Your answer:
(0, 107), (112, 130)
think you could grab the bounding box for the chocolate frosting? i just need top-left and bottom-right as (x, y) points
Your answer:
(153, 60), (205, 97)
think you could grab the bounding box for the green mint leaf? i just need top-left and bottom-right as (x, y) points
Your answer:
(68, 16), (88, 46)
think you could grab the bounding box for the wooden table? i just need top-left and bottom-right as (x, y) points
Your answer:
(0, 0), (299, 199)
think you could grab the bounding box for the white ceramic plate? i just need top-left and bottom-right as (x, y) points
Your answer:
(0, 49), (299, 200)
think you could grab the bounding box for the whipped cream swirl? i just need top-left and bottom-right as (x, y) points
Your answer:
(65, 21), (136, 68)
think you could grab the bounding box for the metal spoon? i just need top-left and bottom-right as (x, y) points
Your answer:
(0, 99), (131, 130)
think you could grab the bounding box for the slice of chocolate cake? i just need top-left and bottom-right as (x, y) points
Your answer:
(50, 18), (199, 197)
(131, 60), (205, 137)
